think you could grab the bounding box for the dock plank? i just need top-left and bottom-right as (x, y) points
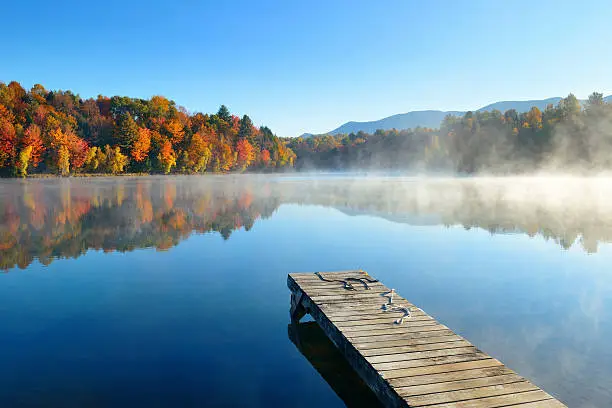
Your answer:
(288, 271), (566, 408)
(354, 334), (467, 350)
(419, 390), (557, 407)
(330, 312), (430, 323)
(395, 373), (525, 397)
(404, 381), (538, 406)
(388, 366), (516, 388)
(347, 329), (457, 342)
(365, 346), (480, 364)
(337, 320), (440, 331)
(360, 340), (474, 357)
(335, 316), (434, 326)
(380, 359), (501, 380)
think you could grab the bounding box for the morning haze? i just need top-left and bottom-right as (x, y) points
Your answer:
(1, 2), (611, 408)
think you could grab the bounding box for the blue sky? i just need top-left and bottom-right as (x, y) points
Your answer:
(1, 0), (611, 136)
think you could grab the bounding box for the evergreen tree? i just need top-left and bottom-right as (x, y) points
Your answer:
(238, 114), (253, 140)
(217, 105), (231, 123)
(114, 112), (139, 151)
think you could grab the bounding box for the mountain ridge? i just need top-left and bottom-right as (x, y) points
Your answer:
(300, 95), (612, 137)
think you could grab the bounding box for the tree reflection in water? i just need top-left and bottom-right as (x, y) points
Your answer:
(2, 176), (612, 270)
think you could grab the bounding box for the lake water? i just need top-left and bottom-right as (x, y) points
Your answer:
(1, 175), (611, 407)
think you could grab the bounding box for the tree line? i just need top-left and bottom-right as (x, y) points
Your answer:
(288, 92), (612, 173)
(3, 80), (611, 177)
(0, 81), (295, 177)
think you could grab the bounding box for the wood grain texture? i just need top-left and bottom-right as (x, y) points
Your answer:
(288, 271), (567, 408)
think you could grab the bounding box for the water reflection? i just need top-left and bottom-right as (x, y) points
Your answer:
(1, 175), (612, 407)
(288, 321), (383, 408)
(3, 176), (612, 270)
(0, 177), (279, 270)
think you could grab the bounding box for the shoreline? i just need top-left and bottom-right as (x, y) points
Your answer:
(12, 171), (286, 179)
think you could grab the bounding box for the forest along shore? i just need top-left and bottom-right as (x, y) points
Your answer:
(0, 81), (295, 178)
(2, 81), (612, 177)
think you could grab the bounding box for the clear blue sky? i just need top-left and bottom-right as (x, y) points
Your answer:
(1, 0), (611, 136)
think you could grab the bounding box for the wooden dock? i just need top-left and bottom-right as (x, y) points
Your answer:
(288, 271), (566, 408)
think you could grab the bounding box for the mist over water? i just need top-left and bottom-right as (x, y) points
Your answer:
(3, 174), (612, 267)
(1, 175), (612, 407)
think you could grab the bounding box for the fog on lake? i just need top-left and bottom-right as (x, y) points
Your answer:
(1, 175), (611, 407)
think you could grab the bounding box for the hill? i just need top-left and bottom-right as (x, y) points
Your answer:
(307, 96), (611, 136)
(477, 97), (562, 113)
(327, 110), (463, 135)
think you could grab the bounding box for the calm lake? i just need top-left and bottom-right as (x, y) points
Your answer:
(1, 175), (611, 407)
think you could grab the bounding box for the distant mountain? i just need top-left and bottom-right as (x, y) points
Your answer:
(305, 96), (611, 137)
(328, 110), (464, 135)
(477, 97), (562, 113)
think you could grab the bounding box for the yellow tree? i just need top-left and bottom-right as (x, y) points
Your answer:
(103, 145), (128, 174)
(83, 146), (100, 172)
(16, 145), (33, 177)
(218, 142), (235, 172)
(186, 130), (212, 173)
(57, 145), (70, 176)
(158, 140), (176, 174)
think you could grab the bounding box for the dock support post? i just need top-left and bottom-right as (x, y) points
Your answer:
(290, 291), (307, 348)
(290, 291), (306, 323)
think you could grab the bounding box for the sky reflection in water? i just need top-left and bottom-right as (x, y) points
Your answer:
(0, 176), (611, 407)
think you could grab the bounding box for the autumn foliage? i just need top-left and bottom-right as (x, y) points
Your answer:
(236, 139), (255, 170)
(0, 180), (274, 270)
(288, 92), (612, 173)
(132, 127), (152, 162)
(0, 81), (295, 176)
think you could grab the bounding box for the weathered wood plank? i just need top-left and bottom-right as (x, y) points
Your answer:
(302, 287), (390, 296)
(309, 290), (407, 300)
(287, 271), (566, 408)
(298, 281), (387, 289)
(310, 294), (400, 302)
(502, 400), (567, 407)
(388, 366), (516, 388)
(290, 270), (365, 277)
(381, 359), (502, 380)
(314, 297), (412, 306)
(320, 302), (418, 312)
(404, 381), (538, 406)
(353, 333), (464, 349)
(361, 340), (473, 357)
(322, 307), (421, 317)
(338, 321), (443, 332)
(337, 314), (430, 322)
(418, 390), (556, 407)
(337, 317), (434, 326)
(395, 373), (525, 397)
(290, 271), (369, 282)
(374, 352), (492, 372)
(327, 310), (429, 322)
(366, 347), (479, 364)
(346, 327), (454, 341)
